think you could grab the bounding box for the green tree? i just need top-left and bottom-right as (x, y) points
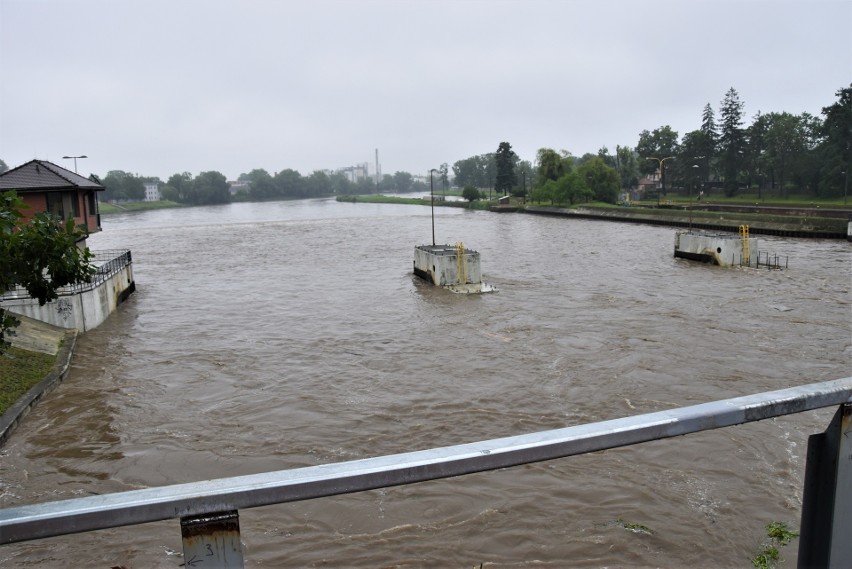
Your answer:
(452, 157), (479, 189)
(377, 174), (395, 194)
(452, 153), (496, 191)
(329, 172), (352, 195)
(1, 191), (94, 351)
(353, 177), (375, 195)
(101, 170), (145, 201)
(192, 171), (231, 205)
(515, 159), (534, 198)
(535, 147), (570, 184)
(305, 170), (332, 197)
(530, 180), (556, 204)
(744, 111), (770, 196)
(718, 87), (746, 196)
(439, 163), (449, 195)
(461, 186), (482, 205)
(274, 168), (304, 198)
(615, 145), (640, 191)
(160, 185), (180, 202)
(164, 172), (193, 203)
(636, 126), (679, 196)
(245, 169), (276, 200)
(817, 84), (852, 198)
(789, 112), (822, 196)
(553, 171), (593, 205)
(577, 157), (619, 203)
(698, 102), (718, 184)
(636, 126), (679, 178)
(392, 171), (414, 193)
(597, 146), (616, 168)
(674, 131), (707, 197)
(764, 112), (801, 197)
(494, 142), (517, 196)
(477, 153), (497, 191)
(531, 171), (591, 206)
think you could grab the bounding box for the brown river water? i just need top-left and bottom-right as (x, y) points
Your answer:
(1, 199), (850, 568)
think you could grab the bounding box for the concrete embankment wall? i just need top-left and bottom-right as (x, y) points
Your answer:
(523, 206), (848, 239)
(3, 264), (135, 332)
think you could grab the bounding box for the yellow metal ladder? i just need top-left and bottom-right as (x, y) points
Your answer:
(455, 242), (467, 284)
(739, 225), (750, 266)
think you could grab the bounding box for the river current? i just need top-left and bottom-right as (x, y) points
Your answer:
(1, 198), (850, 568)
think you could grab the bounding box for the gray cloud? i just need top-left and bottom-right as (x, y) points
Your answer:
(1, 0), (849, 181)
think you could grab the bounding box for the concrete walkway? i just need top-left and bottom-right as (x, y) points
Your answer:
(0, 314), (78, 446)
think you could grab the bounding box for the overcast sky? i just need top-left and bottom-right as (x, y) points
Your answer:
(1, 0), (849, 182)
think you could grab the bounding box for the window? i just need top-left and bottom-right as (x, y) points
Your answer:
(66, 191), (80, 218)
(45, 192), (64, 218)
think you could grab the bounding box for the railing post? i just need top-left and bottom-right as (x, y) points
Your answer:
(798, 403), (852, 568)
(180, 510), (244, 568)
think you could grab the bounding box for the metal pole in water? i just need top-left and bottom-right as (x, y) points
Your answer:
(181, 510), (244, 568)
(430, 169), (436, 246)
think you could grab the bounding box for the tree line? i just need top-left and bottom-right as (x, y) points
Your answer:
(3, 84), (846, 207)
(454, 85), (850, 204)
(620, 84), (850, 199)
(96, 167), (434, 206)
(87, 84), (852, 205)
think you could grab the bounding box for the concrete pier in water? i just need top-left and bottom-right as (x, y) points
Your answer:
(674, 230), (758, 267)
(413, 244), (495, 294)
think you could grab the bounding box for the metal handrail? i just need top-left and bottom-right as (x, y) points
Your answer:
(0, 249), (131, 301)
(1, 377), (849, 546)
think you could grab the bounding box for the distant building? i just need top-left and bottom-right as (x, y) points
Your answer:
(0, 159), (135, 334)
(0, 159), (104, 243)
(335, 163), (370, 183)
(144, 182), (161, 201)
(228, 180), (249, 195)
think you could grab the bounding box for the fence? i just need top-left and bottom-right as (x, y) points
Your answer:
(1, 377), (850, 567)
(0, 249), (132, 301)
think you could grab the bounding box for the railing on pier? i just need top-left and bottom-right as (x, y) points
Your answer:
(1, 378), (850, 568)
(756, 250), (789, 269)
(0, 249), (132, 301)
(729, 251), (790, 269)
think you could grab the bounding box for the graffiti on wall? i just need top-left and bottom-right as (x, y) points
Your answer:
(56, 299), (72, 321)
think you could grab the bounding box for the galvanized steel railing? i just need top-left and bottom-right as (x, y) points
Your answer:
(0, 249), (132, 301)
(1, 377), (850, 568)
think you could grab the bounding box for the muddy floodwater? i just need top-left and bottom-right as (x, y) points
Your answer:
(1, 199), (850, 568)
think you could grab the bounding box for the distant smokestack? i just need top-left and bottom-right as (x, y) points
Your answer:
(375, 148), (380, 193)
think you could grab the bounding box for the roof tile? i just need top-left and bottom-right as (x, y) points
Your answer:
(0, 159), (104, 192)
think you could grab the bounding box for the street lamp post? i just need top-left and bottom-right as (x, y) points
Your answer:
(691, 164), (700, 198)
(62, 155), (87, 174)
(647, 156), (673, 205)
(429, 169), (437, 246)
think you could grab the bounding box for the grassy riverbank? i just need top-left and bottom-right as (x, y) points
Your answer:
(0, 347), (56, 416)
(337, 194), (850, 237)
(98, 200), (184, 214)
(336, 193), (493, 210)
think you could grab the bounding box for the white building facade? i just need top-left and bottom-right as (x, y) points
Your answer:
(144, 182), (161, 201)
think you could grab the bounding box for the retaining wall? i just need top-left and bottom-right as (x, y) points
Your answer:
(1, 251), (135, 332)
